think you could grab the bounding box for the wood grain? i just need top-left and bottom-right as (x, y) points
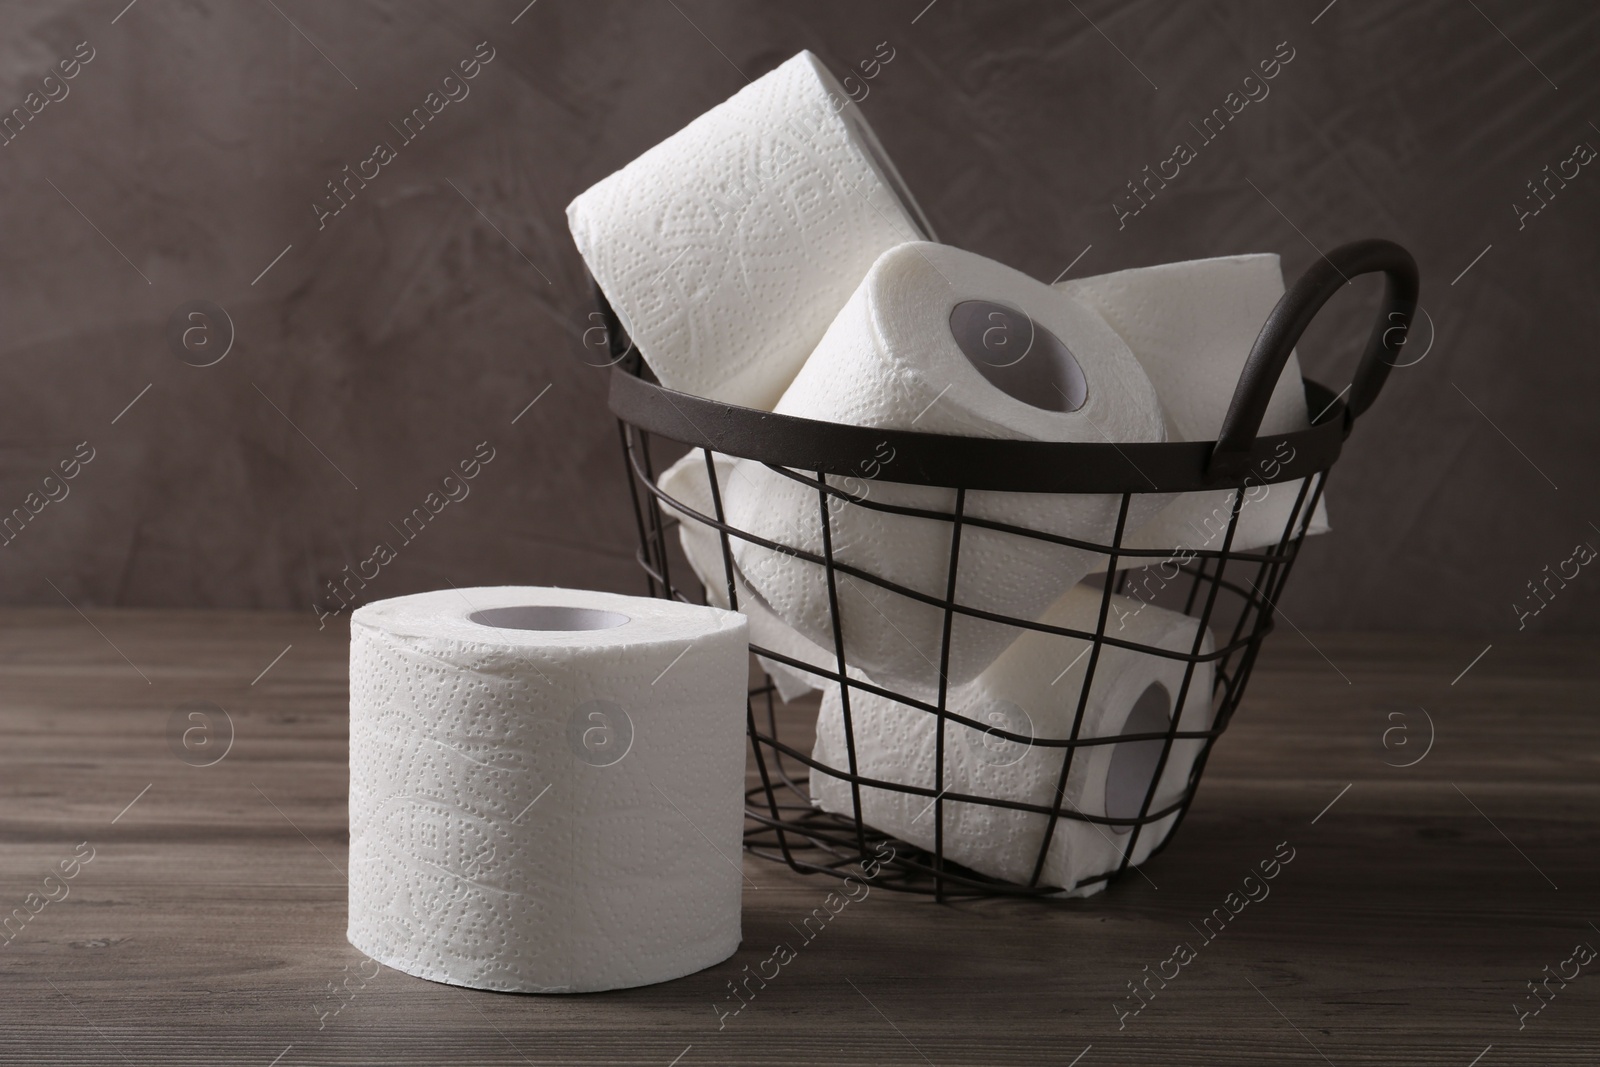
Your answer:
(2, 608), (1597, 1065)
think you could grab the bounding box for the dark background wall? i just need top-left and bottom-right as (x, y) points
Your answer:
(1, 0), (1596, 634)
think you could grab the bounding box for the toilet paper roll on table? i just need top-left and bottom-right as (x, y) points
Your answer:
(347, 586), (749, 993)
(1057, 254), (1330, 561)
(810, 586), (1215, 894)
(568, 49), (932, 410)
(657, 449), (836, 702)
(727, 241), (1169, 696)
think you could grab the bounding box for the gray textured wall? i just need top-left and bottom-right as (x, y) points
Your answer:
(1, 0), (1596, 634)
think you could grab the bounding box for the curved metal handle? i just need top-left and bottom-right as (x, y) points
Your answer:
(1207, 238), (1419, 480)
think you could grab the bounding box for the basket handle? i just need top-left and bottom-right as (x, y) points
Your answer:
(1207, 238), (1419, 480)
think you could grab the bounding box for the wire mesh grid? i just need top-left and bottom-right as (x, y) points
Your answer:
(601, 238), (1418, 900)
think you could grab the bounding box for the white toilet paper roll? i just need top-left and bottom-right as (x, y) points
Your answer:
(727, 241), (1169, 696)
(567, 50), (932, 410)
(809, 586), (1215, 895)
(1057, 254), (1330, 562)
(347, 586), (749, 993)
(657, 448), (835, 702)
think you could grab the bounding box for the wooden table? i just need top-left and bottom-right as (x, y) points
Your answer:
(2, 608), (1596, 1065)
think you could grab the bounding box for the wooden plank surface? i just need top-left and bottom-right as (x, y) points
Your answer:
(1, 608), (1597, 1065)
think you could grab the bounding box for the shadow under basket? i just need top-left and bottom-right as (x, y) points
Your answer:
(602, 239), (1418, 901)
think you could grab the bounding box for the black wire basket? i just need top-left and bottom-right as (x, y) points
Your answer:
(601, 239), (1418, 900)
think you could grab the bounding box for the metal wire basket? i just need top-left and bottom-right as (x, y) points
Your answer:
(602, 239), (1418, 900)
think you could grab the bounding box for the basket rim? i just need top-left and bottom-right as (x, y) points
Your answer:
(608, 363), (1345, 494)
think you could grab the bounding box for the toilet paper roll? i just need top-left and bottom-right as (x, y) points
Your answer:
(567, 50), (932, 410)
(810, 586), (1215, 894)
(1057, 254), (1329, 562)
(657, 449), (835, 702)
(347, 586), (749, 993)
(727, 241), (1169, 696)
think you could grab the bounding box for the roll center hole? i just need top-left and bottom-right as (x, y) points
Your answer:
(1105, 681), (1172, 834)
(468, 605), (631, 631)
(949, 299), (1088, 412)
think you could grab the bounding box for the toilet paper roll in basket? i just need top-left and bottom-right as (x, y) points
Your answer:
(658, 449), (835, 702)
(1057, 254), (1330, 562)
(809, 585), (1215, 894)
(567, 49), (933, 411)
(347, 586), (748, 993)
(726, 241), (1169, 696)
